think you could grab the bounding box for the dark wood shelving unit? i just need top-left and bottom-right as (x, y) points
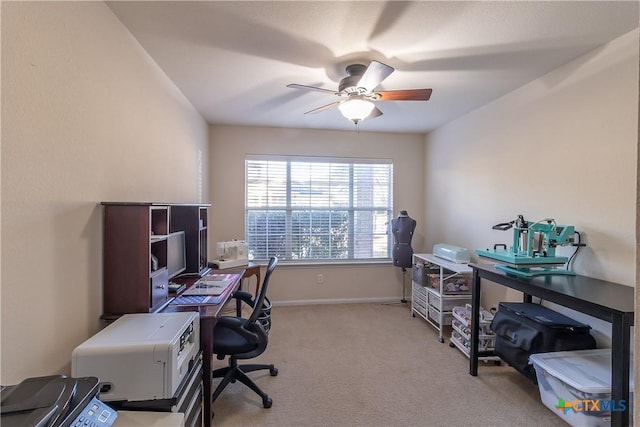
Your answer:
(101, 202), (211, 317)
(170, 205), (210, 277)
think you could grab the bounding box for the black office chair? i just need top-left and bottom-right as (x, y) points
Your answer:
(211, 256), (279, 409)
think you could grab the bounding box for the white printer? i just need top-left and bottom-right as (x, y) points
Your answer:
(72, 312), (200, 403)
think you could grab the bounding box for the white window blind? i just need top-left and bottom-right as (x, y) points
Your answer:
(245, 156), (393, 262)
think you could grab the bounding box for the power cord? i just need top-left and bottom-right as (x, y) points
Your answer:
(567, 231), (586, 270)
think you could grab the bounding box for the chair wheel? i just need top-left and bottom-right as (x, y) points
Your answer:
(270, 366), (278, 376)
(263, 396), (273, 408)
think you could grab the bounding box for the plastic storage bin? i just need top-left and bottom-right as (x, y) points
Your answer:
(412, 263), (441, 286)
(428, 305), (452, 326)
(428, 290), (469, 311)
(529, 349), (633, 426)
(428, 275), (470, 293)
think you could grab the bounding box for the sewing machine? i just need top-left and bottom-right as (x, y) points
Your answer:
(476, 215), (578, 277)
(210, 240), (249, 269)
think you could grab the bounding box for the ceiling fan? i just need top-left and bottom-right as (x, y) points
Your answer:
(287, 60), (432, 125)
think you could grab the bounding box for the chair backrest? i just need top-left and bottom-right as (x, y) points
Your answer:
(246, 256), (278, 328)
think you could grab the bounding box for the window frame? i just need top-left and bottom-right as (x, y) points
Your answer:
(245, 154), (394, 264)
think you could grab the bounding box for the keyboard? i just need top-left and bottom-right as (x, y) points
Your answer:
(171, 295), (215, 305)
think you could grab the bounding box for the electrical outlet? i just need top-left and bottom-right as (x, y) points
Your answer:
(316, 274), (324, 284)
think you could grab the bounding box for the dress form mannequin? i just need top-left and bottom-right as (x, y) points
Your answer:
(390, 210), (416, 304)
(391, 210), (416, 269)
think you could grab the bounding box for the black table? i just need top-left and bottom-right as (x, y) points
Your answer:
(469, 263), (634, 427)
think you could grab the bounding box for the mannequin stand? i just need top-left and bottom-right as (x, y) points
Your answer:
(400, 267), (408, 303)
(383, 267), (408, 306)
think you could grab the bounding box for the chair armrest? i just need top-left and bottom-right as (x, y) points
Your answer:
(216, 316), (245, 329)
(233, 290), (255, 306)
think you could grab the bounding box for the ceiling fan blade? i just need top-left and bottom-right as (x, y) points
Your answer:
(287, 83), (340, 96)
(304, 101), (342, 115)
(376, 89), (432, 101)
(369, 106), (383, 119)
(357, 60), (394, 92)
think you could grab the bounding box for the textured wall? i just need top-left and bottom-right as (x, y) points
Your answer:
(424, 29), (639, 346)
(209, 125), (425, 304)
(1, 2), (208, 384)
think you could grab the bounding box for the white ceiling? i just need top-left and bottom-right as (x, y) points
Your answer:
(107, 1), (639, 134)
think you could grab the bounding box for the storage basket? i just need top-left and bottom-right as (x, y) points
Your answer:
(412, 263), (440, 286)
(429, 275), (470, 294)
(428, 306), (452, 326)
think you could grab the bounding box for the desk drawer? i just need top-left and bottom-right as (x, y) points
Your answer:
(412, 292), (428, 318)
(428, 291), (471, 312)
(150, 268), (169, 311)
(412, 288), (427, 307)
(412, 281), (427, 298)
(428, 306), (452, 326)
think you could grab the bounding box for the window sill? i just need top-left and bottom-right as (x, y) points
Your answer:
(249, 259), (392, 268)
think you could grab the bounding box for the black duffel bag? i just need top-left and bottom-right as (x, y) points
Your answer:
(490, 302), (597, 383)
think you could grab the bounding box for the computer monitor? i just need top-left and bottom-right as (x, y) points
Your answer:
(167, 231), (186, 280)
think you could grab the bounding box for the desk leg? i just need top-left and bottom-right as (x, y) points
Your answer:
(201, 316), (215, 427)
(610, 313), (632, 427)
(242, 265), (260, 297)
(469, 269), (481, 376)
(254, 268), (261, 296)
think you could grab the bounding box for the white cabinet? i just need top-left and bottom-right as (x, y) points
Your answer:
(411, 253), (472, 343)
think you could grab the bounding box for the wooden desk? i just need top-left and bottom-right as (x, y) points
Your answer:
(209, 263), (262, 317)
(469, 263), (634, 427)
(209, 262), (261, 295)
(163, 272), (243, 427)
(242, 262), (261, 296)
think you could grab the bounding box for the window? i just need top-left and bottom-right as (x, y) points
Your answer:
(245, 156), (393, 263)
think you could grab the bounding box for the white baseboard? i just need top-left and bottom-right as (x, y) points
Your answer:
(271, 297), (410, 307)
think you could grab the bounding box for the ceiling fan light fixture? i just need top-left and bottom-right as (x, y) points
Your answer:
(338, 97), (375, 124)
(288, 60), (431, 124)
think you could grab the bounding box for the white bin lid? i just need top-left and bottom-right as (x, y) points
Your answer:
(529, 349), (634, 395)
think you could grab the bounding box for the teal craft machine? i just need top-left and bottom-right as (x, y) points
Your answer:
(476, 215), (580, 277)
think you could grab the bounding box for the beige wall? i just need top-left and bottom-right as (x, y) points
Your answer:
(1, 2), (209, 384)
(2, 0), (637, 405)
(423, 29), (639, 346)
(209, 125), (424, 304)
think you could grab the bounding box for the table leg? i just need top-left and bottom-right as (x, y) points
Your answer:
(470, 269), (481, 376)
(241, 264), (260, 297)
(610, 313), (632, 427)
(200, 316), (214, 427)
(254, 268), (261, 296)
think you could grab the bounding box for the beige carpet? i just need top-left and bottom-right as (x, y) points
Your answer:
(210, 303), (566, 427)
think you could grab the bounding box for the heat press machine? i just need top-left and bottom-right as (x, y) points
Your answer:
(210, 240), (249, 269)
(476, 215), (579, 277)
